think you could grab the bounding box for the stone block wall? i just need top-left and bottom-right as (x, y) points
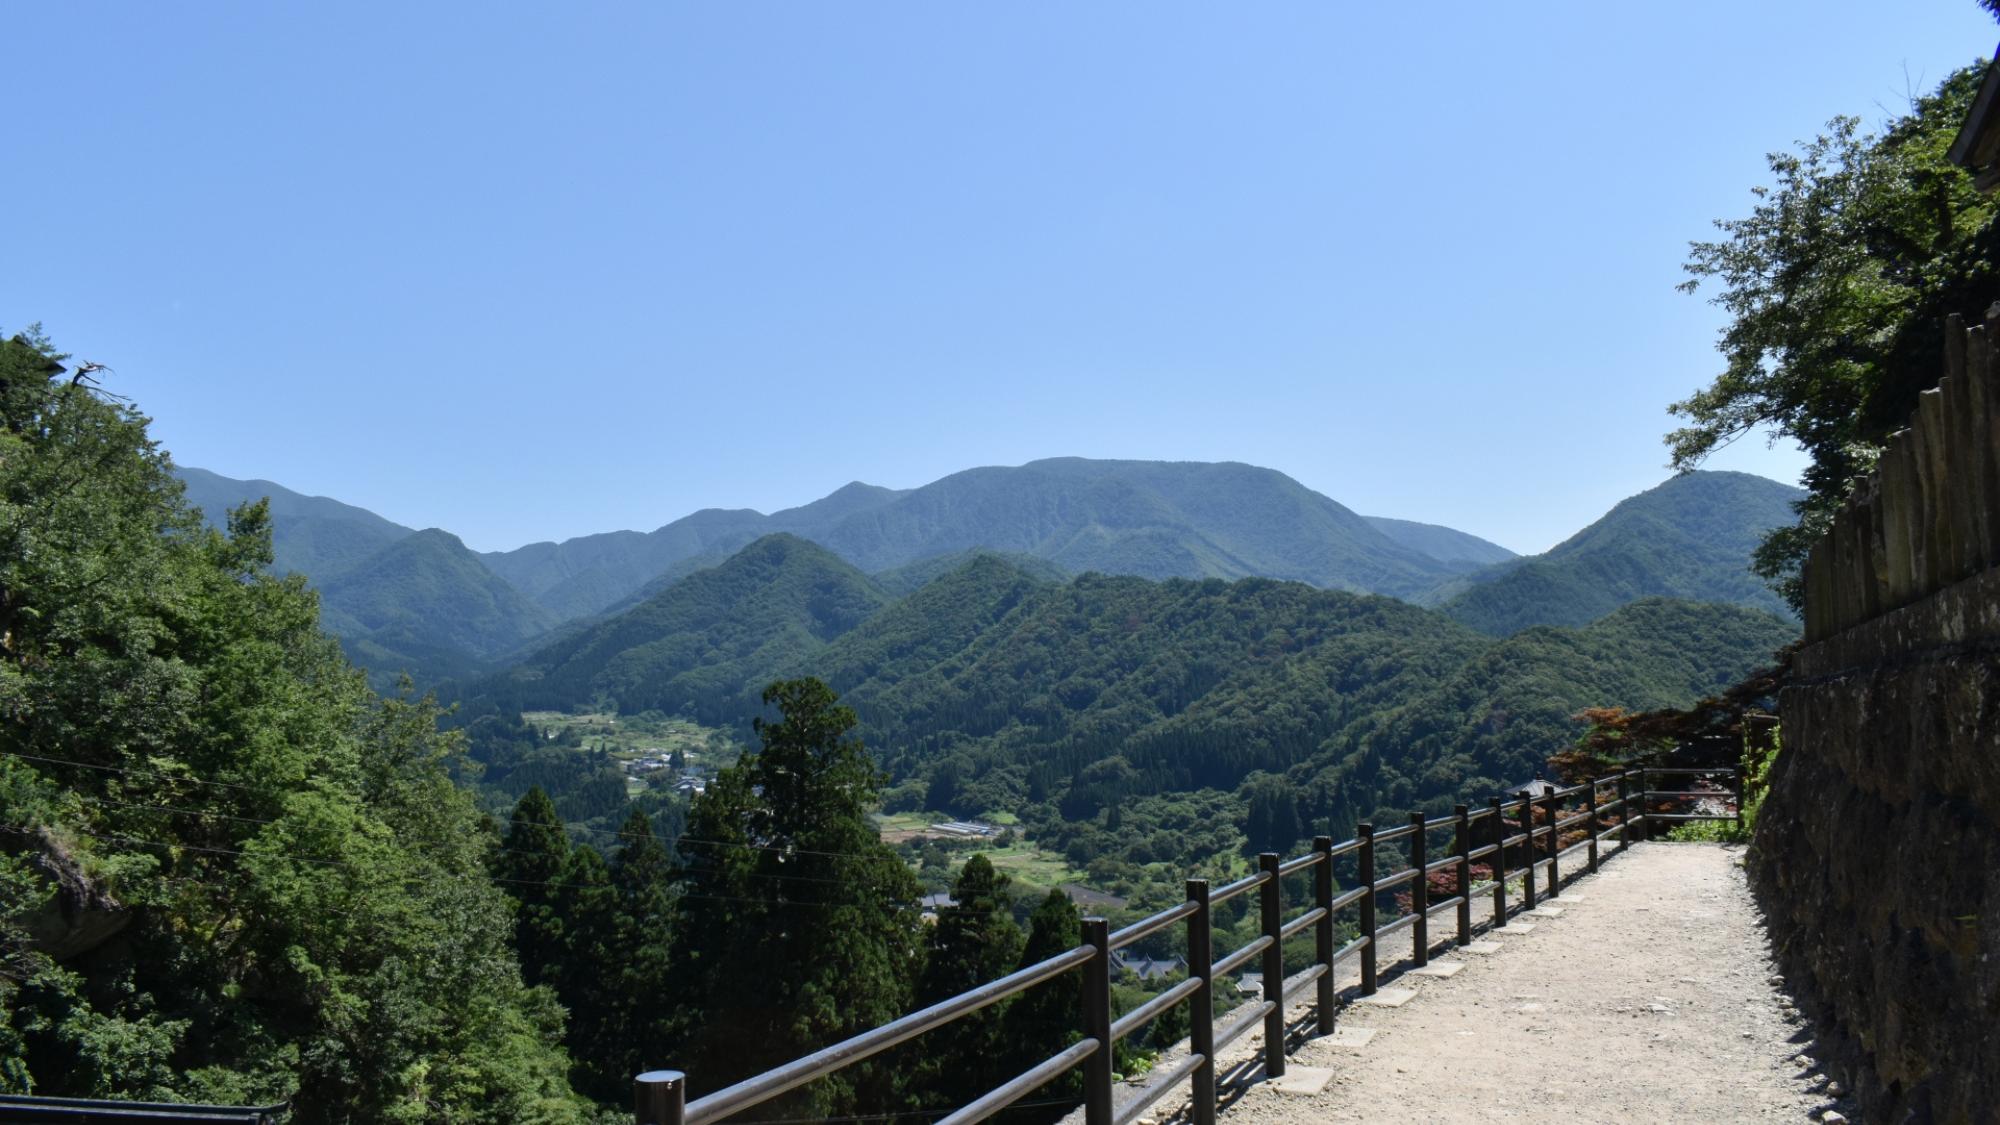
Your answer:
(1753, 312), (2000, 1124)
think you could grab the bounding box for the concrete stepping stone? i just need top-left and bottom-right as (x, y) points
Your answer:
(1269, 1066), (1335, 1095)
(1355, 987), (1418, 1008)
(1495, 921), (1537, 934)
(1461, 941), (1504, 955)
(1322, 1027), (1376, 1048)
(1410, 961), (1465, 978)
(1531, 905), (1566, 917)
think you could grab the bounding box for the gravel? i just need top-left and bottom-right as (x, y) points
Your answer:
(1116, 842), (1852, 1124)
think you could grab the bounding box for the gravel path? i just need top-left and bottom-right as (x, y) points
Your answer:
(1122, 842), (1848, 1124)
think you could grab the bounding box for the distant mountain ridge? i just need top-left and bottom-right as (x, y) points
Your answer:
(1428, 471), (1803, 634)
(178, 460), (1802, 686)
(454, 541), (1797, 852)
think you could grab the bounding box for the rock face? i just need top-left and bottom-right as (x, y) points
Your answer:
(1752, 313), (2000, 1125)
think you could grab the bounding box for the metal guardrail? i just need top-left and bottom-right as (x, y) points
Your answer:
(633, 765), (1741, 1125)
(0, 1096), (287, 1123)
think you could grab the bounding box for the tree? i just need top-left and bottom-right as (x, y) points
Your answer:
(496, 787), (571, 986)
(1670, 63), (2000, 606)
(909, 855), (1024, 1106)
(0, 328), (584, 1120)
(997, 889), (1085, 1108)
(671, 679), (923, 1118)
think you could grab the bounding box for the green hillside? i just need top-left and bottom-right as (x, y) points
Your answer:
(481, 534), (891, 722)
(1362, 515), (1517, 569)
(317, 528), (559, 682)
(461, 538), (1794, 876)
(474, 459), (1477, 619)
(1432, 471), (1803, 634)
(176, 465), (414, 578)
(807, 458), (1460, 597)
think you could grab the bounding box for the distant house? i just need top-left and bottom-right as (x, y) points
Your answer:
(928, 821), (1001, 838)
(1950, 46), (2000, 190)
(1062, 884), (1129, 911)
(1506, 777), (1562, 799)
(1110, 951), (1188, 981)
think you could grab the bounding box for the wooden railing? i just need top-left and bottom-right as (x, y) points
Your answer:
(632, 765), (1741, 1125)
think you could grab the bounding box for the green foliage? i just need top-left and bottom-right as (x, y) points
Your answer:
(1431, 471), (1803, 634)
(483, 535), (890, 723)
(997, 889), (1085, 1105)
(671, 679), (923, 1117)
(1670, 64), (2000, 606)
(908, 855), (1025, 1107)
(1669, 728), (1782, 844)
(0, 329), (582, 1120)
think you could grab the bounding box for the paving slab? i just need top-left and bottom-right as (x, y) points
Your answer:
(1531, 905), (1566, 917)
(1410, 961), (1465, 978)
(1494, 921), (1537, 934)
(1354, 987), (1418, 1008)
(1460, 941), (1504, 955)
(1268, 1066), (1335, 1095)
(1321, 1027), (1376, 1048)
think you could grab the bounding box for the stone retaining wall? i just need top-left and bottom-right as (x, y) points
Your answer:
(1753, 312), (2000, 1125)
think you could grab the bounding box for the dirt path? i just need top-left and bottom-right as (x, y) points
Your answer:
(1126, 842), (1848, 1124)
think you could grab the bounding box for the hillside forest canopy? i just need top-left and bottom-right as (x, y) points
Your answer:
(0, 312), (1809, 1120)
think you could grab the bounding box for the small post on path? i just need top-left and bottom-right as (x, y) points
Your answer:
(1408, 812), (1428, 967)
(634, 1071), (684, 1125)
(1258, 852), (1286, 1079)
(1313, 836), (1336, 1034)
(1543, 790), (1560, 898)
(1517, 795), (1537, 912)
(1082, 918), (1114, 1125)
(1586, 781), (1600, 873)
(1454, 804), (1472, 946)
(1488, 798), (1507, 927)
(1358, 824), (1377, 995)
(1186, 879), (1216, 1125)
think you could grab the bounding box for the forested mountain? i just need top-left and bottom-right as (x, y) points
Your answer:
(460, 537), (1796, 874)
(1429, 471), (1804, 635)
(318, 528), (558, 681)
(177, 465), (415, 579)
(1361, 515), (1517, 568)
(480, 534), (891, 721)
(182, 462), (1802, 692)
(474, 459), (1476, 619)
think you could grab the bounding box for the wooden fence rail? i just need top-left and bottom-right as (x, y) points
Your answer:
(634, 766), (1739, 1125)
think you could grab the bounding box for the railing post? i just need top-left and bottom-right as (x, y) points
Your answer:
(1488, 797), (1507, 927)
(1082, 917), (1114, 1125)
(1257, 852), (1285, 1079)
(1357, 824), (1377, 995)
(1586, 780), (1600, 873)
(1517, 794), (1537, 912)
(1543, 790), (1560, 898)
(1736, 761), (1748, 833)
(1454, 804), (1472, 947)
(634, 1070), (685, 1125)
(1186, 878), (1216, 1125)
(1408, 812), (1428, 967)
(1617, 772), (1631, 852)
(1635, 770), (1650, 843)
(1313, 836), (1335, 1034)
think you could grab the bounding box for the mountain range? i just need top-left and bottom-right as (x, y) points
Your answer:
(455, 534), (1797, 864)
(172, 458), (1801, 687)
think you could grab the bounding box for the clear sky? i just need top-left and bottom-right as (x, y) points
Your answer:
(7, 3), (1995, 554)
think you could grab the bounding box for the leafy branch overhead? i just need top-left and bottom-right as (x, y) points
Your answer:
(1671, 62), (2000, 608)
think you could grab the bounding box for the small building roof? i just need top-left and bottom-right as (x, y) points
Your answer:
(1949, 46), (2000, 191)
(1506, 777), (1562, 798)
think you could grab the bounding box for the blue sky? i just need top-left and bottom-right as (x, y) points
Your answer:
(7, 3), (1995, 554)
